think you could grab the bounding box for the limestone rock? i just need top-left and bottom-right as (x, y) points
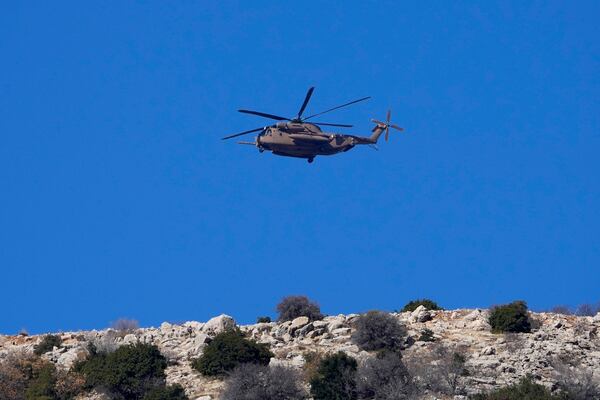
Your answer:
(202, 314), (236, 335)
(411, 305), (432, 322)
(289, 316), (309, 333)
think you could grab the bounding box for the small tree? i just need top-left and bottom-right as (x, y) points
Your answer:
(256, 316), (272, 323)
(277, 295), (323, 322)
(33, 335), (63, 356)
(401, 299), (443, 312)
(351, 311), (406, 352)
(111, 318), (140, 333)
(489, 301), (531, 333)
(191, 329), (273, 377)
(74, 342), (167, 399)
(357, 351), (414, 400)
(310, 352), (357, 400)
(221, 364), (307, 400)
(549, 305), (573, 315)
(575, 304), (597, 317)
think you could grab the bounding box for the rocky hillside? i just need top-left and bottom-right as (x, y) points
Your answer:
(1, 308), (599, 399)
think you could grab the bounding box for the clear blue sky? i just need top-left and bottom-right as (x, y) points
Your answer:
(1, 2), (598, 334)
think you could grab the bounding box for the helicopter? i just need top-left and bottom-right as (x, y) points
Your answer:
(222, 87), (404, 163)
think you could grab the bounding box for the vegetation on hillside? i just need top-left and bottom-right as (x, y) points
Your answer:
(191, 329), (273, 376)
(401, 299), (443, 312)
(489, 300), (531, 333)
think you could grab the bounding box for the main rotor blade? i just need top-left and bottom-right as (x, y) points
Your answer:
(297, 86), (315, 119)
(311, 122), (353, 128)
(222, 127), (264, 140)
(238, 109), (290, 121)
(303, 96), (371, 120)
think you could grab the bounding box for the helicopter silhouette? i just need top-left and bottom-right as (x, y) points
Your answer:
(222, 87), (404, 163)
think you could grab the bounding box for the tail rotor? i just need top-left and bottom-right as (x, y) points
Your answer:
(372, 109), (404, 141)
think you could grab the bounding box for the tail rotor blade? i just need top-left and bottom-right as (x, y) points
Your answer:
(386, 109), (391, 124)
(385, 126), (389, 141)
(390, 124), (404, 131)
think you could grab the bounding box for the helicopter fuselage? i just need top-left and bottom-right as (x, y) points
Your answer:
(256, 123), (357, 160)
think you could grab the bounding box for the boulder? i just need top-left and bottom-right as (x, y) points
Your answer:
(411, 305), (432, 322)
(202, 315), (236, 335)
(290, 316), (310, 331)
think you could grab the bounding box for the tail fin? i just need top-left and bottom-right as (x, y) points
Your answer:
(369, 110), (404, 143)
(369, 124), (387, 143)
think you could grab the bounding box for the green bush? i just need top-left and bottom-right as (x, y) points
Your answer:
(74, 342), (167, 399)
(277, 295), (323, 322)
(25, 363), (56, 400)
(351, 311), (406, 352)
(418, 328), (436, 342)
(310, 352), (357, 400)
(191, 329), (273, 377)
(489, 301), (531, 333)
(401, 299), (443, 312)
(142, 384), (188, 400)
(256, 316), (272, 323)
(33, 335), (62, 356)
(470, 376), (565, 399)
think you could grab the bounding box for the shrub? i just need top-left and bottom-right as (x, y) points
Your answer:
(111, 318), (140, 333)
(303, 351), (325, 382)
(351, 311), (407, 352)
(549, 305), (573, 315)
(553, 361), (600, 400)
(25, 362), (57, 400)
(74, 342), (167, 399)
(575, 304), (598, 317)
(256, 316), (272, 323)
(54, 370), (86, 400)
(33, 334), (63, 356)
(489, 301), (531, 333)
(277, 295), (323, 322)
(142, 384), (189, 400)
(418, 328), (436, 342)
(401, 299), (443, 312)
(405, 344), (469, 396)
(470, 376), (564, 399)
(191, 329), (273, 377)
(0, 356), (28, 400)
(356, 351), (414, 400)
(310, 352), (357, 400)
(221, 363), (307, 400)
(0, 351), (52, 400)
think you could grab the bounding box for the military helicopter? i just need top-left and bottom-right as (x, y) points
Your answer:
(222, 87), (404, 163)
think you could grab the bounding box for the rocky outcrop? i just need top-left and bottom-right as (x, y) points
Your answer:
(1, 310), (599, 399)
